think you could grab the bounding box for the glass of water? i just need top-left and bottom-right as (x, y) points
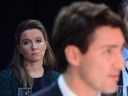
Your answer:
(18, 87), (32, 96)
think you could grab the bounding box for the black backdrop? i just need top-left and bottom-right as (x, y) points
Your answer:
(0, 0), (122, 70)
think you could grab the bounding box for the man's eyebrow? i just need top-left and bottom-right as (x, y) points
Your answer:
(100, 43), (125, 49)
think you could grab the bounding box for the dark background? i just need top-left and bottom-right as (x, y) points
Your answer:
(0, 0), (122, 70)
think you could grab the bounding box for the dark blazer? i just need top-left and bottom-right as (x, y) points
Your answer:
(0, 68), (19, 96)
(31, 82), (62, 96)
(0, 67), (59, 96)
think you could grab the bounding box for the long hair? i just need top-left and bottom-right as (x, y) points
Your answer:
(10, 19), (56, 87)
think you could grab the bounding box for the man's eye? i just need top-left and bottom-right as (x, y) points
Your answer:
(106, 49), (112, 54)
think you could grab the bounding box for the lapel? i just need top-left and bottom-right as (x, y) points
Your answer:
(31, 81), (62, 96)
(51, 82), (62, 96)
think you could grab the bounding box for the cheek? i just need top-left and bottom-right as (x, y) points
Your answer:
(79, 52), (111, 89)
(79, 54), (100, 80)
(86, 58), (109, 84)
(20, 47), (31, 57)
(86, 53), (110, 76)
(96, 55), (111, 72)
(39, 43), (46, 54)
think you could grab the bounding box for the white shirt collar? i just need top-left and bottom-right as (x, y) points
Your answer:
(58, 75), (101, 96)
(58, 75), (77, 96)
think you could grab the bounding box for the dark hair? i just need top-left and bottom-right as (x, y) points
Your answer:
(10, 19), (56, 87)
(52, 1), (126, 73)
(118, 0), (128, 19)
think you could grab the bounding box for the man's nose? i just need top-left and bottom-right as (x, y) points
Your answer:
(116, 53), (125, 70)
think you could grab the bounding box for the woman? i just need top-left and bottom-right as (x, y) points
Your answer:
(0, 19), (59, 96)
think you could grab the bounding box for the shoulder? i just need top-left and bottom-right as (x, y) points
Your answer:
(0, 68), (14, 88)
(32, 82), (62, 96)
(0, 68), (12, 79)
(0, 67), (17, 85)
(0, 68), (18, 96)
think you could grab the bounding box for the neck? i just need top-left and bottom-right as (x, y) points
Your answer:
(24, 60), (44, 78)
(63, 67), (99, 96)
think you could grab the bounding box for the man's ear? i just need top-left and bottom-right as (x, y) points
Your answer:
(64, 45), (81, 67)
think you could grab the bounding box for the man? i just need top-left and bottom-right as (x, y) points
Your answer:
(32, 1), (126, 96)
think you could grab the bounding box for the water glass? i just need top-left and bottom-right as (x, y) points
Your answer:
(18, 87), (32, 96)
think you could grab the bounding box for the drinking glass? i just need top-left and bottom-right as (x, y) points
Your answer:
(116, 85), (128, 96)
(17, 87), (32, 96)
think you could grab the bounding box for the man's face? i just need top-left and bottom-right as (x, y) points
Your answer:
(78, 26), (125, 94)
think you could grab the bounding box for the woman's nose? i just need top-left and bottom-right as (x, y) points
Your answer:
(32, 42), (37, 49)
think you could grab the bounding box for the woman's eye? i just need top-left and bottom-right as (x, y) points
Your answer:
(36, 39), (43, 43)
(22, 41), (29, 45)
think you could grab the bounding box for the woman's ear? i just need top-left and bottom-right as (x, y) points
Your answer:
(64, 45), (81, 67)
(17, 45), (22, 54)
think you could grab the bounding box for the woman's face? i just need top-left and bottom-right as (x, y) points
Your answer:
(18, 28), (46, 63)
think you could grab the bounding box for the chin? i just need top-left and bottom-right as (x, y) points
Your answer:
(32, 57), (42, 60)
(103, 85), (117, 94)
(30, 58), (42, 62)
